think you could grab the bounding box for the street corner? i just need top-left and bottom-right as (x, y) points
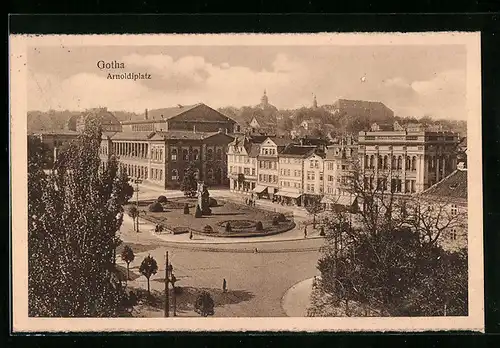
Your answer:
(281, 277), (316, 317)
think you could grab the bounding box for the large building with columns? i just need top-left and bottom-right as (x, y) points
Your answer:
(100, 129), (234, 189)
(358, 121), (460, 194)
(99, 103), (237, 189)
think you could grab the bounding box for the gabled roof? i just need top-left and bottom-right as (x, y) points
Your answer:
(121, 104), (201, 125)
(108, 132), (159, 141)
(265, 136), (293, 147)
(280, 145), (317, 158)
(420, 169), (467, 200)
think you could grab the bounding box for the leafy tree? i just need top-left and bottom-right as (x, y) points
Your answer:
(180, 162), (198, 197)
(28, 119), (129, 317)
(194, 291), (215, 317)
(139, 255), (158, 295)
(255, 221), (263, 231)
(305, 197), (323, 228)
(121, 245), (135, 281)
(225, 222), (232, 232)
(315, 161), (468, 316)
(157, 195), (168, 203)
(127, 205), (139, 232)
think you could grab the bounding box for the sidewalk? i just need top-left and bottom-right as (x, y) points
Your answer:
(281, 277), (316, 317)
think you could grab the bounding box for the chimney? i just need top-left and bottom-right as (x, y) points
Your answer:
(145, 108), (148, 120)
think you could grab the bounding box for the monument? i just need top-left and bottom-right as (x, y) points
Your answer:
(197, 181), (212, 216)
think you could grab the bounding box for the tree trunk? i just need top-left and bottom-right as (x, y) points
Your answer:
(147, 278), (150, 294)
(345, 299), (350, 316)
(126, 263), (130, 280)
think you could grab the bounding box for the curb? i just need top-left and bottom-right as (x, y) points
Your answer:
(281, 277), (316, 317)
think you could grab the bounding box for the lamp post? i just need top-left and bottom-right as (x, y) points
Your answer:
(134, 178), (143, 232)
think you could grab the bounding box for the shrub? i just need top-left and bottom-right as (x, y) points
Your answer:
(157, 195), (168, 203)
(209, 197), (218, 207)
(183, 203), (190, 215)
(320, 227), (325, 237)
(148, 202), (163, 212)
(128, 291), (138, 306)
(194, 205), (202, 218)
(256, 221), (263, 231)
(172, 227), (189, 235)
(194, 291), (215, 317)
(174, 286), (183, 295)
(203, 225), (214, 233)
(272, 216), (279, 226)
(277, 213), (287, 222)
(225, 222), (232, 233)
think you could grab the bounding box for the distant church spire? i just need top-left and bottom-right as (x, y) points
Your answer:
(261, 89), (269, 106)
(312, 94), (318, 109)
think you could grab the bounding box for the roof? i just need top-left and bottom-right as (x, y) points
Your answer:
(108, 130), (230, 141)
(420, 169), (467, 200)
(334, 99), (392, 111)
(248, 143), (261, 158)
(280, 145), (317, 158)
(30, 130), (78, 136)
(266, 136), (293, 147)
(121, 104), (201, 124)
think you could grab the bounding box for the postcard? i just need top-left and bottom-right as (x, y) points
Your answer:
(10, 32), (483, 332)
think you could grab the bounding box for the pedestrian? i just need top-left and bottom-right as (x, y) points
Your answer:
(189, 230), (193, 240)
(223, 278), (227, 293)
(304, 225), (308, 239)
(254, 247), (258, 253)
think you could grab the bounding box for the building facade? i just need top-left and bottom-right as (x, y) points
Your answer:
(358, 122), (460, 194)
(100, 129), (234, 189)
(277, 145), (318, 206)
(418, 168), (468, 252)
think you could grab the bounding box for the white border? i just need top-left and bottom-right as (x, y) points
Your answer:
(10, 32), (483, 332)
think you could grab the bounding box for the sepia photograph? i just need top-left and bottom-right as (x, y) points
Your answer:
(10, 33), (483, 332)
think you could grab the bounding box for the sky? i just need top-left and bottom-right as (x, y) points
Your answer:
(27, 44), (467, 120)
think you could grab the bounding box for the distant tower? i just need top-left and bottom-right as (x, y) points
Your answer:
(260, 89), (269, 107)
(312, 94), (318, 109)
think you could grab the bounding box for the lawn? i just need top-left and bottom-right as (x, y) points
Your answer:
(125, 197), (295, 237)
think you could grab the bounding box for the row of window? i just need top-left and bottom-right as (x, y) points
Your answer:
(364, 155), (418, 171)
(280, 181), (301, 189)
(363, 177), (418, 193)
(261, 147), (277, 156)
(280, 169), (302, 177)
(230, 155), (252, 164)
(259, 174), (278, 183)
(279, 158), (302, 164)
(259, 160), (278, 170)
(229, 166), (256, 176)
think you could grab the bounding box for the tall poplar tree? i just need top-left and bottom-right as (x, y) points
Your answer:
(28, 119), (131, 317)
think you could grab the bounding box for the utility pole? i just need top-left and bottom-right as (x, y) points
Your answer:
(164, 250), (169, 317)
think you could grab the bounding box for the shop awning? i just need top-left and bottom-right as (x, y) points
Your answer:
(277, 191), (302, 199)
(252, 185), (268, 194)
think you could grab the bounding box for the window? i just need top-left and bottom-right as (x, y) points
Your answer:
(328, 175), (334, 182)
(230, 166), (233, 173)
(182, 149), (189, 161)
(383, 155), (388, 169)
(252, 168), (255, 176)
(207, 149), (213, 160)
(319, 173), (323, 181)
(411, 156), (417, 171)
(193, 149), (199, 160)
(171, 148), (177, 161)
(207, 168), (214, 180)
(327, 162), (334, 171)
(451, 228), (458, 240)
(216, 148), (222, 160)
(244, 168), (250, 175)
(451, 204), (458, 215)
(172, 169), (178, 181)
